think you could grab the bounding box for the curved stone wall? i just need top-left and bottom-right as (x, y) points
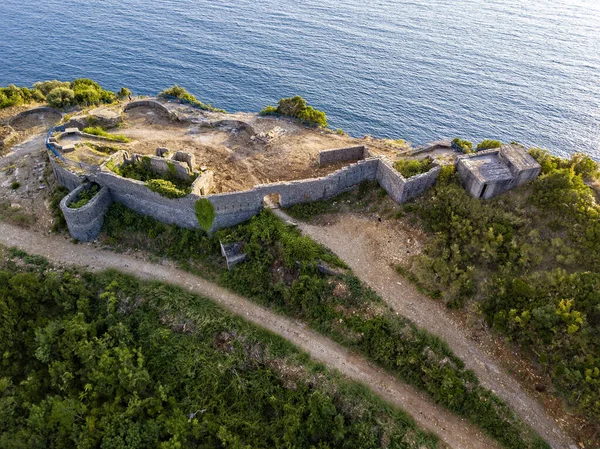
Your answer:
(60, 183), (113, 241)
(124, 100), (171, 116)
(9, 107), (62, 128)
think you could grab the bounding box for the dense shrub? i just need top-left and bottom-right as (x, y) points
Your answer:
(261, 95), (328, 127)
(394, 157), (434, 178)
(1, 78), (117, 110)
(46, 87), (75, 108)
(117, 87), (132, 99)
(159, 85), (224, 112)
(451, 137), (474, 153)
(477, 139), (503, 150)
(402, 151), (600, 426)
(99, 207), (550, 449)
(0, 252), (440, 449)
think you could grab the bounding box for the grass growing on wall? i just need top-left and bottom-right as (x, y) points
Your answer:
(0, 249), (440, 449)
(195, 198), (215, 231)
(394, 157), (434, 178)
(99, 205), (550, 449)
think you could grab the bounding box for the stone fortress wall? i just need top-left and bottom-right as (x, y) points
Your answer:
(50, 142), (442, 240)
(46, 99), (444, 241)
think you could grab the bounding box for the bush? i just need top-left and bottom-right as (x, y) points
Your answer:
(10, 182), (20, 190)
(394, 157), (434, 178)
(46, 87), (75, 108)
(159, 85), (224, 112)
(146, 179), (188, 198)
(74, 87), (100, 106)
(117, 87), (132, 99)
(477, 139), (503, 151)
(451, 138), (473, 154)
(195, 199), (215, 231)
(261, 95), (328, 127)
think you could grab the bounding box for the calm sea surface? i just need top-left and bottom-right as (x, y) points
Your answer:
(1, 0), (599, 158)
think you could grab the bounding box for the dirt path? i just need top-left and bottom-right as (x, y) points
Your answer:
(274, 210), (573, 449)
(0, 222), (503, 449)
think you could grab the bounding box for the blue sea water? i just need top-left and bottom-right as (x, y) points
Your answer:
(1, 0), (599, 158)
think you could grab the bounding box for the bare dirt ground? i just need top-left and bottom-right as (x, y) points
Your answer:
(0, 133), (56, 229)
(118, 105), (383, 193)
(274, 208), (577, 449)
(0, 220), (503, 449)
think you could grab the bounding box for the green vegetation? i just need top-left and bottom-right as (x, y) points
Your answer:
(106, 158), (196, 198)
(10, 182), (20, 190)
(335, 128), (345, 135)
(394, 157), (434, 178)
(159, 85), (224, 113)
(477, 139), (503, 150)
(0, 202), (35, 227)
(400, 151), (600, 427)
(49, 186), (69, 232)
(82, 126), (130, 143)
(100, 205), (549, 449)
(0, 248), (440, 449)
(260, 95), (328, 128)
(451, 138), (474, 154)
(68, 184), (100, 209)
(1, 79), (117, 109)
(116, 87), (132, 99)
(195, 198), (215, 231)
(146, 179), (187, 199)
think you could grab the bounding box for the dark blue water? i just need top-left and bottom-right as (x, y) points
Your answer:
(1, 0), (599, 158)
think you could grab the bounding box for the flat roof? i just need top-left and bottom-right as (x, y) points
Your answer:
(460, 153), (514, 183)
(500, 144), (541, 173)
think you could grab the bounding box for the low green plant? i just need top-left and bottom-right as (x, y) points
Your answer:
(68, 184), (100, 208)
(195, 198), (215, 231)
(83, 126), (130, 142)
(477, 139), (503, 150)
(451, 137), (474, 154)
(117, 87), (132, 99)
(49, 186), (69, 232)
(159, 85), (225, 112)
(394, 157), (434, 178)
(10, 181), (20, 190)
(146, 179), (188, 198)
(261, 95), (328, 127)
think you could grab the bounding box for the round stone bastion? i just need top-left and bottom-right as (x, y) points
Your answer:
(60, 183), (113, 242)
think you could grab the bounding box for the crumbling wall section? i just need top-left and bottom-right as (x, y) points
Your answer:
(401, 165), (442, 201)
(318, 145), (368, 166)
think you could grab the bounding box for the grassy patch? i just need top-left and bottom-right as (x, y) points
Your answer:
(0, 202), (35, 227)
(83, 126), (130, 143)
(260, 95), (328, 128)
(68, 184), (100, 208)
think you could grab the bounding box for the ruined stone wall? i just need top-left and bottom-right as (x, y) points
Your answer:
(191, 171), (214, 195)
(60, 184), (113, 241)
(124, 99), (171, 116)
(8, 107), (62, 126)
(50, 156), (85, 191)
(53, 151), (439, 235)
(318, 145), (367, 166)
(401, 165), (442, 201)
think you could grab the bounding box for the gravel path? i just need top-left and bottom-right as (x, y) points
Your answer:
(0, 221), (502, 449)
(274, 210), (573, 449)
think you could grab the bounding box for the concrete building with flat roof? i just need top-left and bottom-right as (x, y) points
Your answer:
(456, 145), (541, 199)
